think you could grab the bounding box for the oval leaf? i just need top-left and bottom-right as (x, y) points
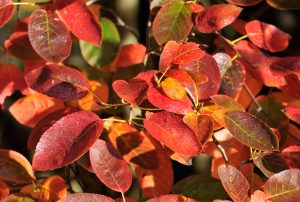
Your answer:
(218, 164), (250, 202)
(144, 111), (201, 156)
(32, 110), (103, 171)
(55, 0), (102, 46)
(28, 9), (72, 63)
(245, 20), (291, 52)
(264, 169), (300, 202)
(0, 149), (35, 183)
(152, 0), (193, 44)
(226, 0), (262, 6)
(224, 110), (279, 151)
(25, 64), (89, 101)
(89, 139), (132, 193)
(0, 0), (14, 28)
(58, 193), (114, 202)
(266, 0), (300, 10)
(211, 94), (245, 111)
(196, 4), (242, 33)
(161, 77), (186, 100)
(284, 100), (300, 124)
(80, 17), (120, 68)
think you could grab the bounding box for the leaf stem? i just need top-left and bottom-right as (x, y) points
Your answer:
(212, 134), (229, 164)
(242, 83), (262, 112)
(157, 65), (171, 85)
(231, 35), (248, 44)
(103, 118), (127, 123)
(121, 192), (126, 202)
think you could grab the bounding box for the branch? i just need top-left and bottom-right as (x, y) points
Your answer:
(212, 134), (229, 164)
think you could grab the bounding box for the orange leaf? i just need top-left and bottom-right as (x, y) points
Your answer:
(161, 77), (186, 100)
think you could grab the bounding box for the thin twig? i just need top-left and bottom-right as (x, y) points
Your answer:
(212, 134), (229, 164)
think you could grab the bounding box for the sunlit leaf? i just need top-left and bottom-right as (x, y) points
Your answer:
(55, 0), (102, 46)
(32, 109), (103, 171)
(144, 111), (201, 156)
(0, 149), (35, 183)
(0, 0), (14, 28)
(245, 20), (291, 52)
(10, 93), (65, 128)
(161, 77), (186, 100)
(224, 110), (279, 151)
(195, 4), (242, 33)
(89, 139), (132, 192)
(24, 64), (89, 101)
(218, 164), (250, 202)
(264, 169), (300, 202)
(80, 17), (120, 68)
(152, 0), (193, 44)
(28, 9), (72, 63)
(112, 78), (148, 106)
(58, 193), (114, 202)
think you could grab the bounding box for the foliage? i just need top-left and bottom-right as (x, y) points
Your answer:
(0, 0), (300, 201)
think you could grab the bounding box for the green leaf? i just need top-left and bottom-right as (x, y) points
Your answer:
(224, 110), (279, 151)
(152, 0), (193, 44)
(80, 17), (120, 68)
(172, 173), (229, 202)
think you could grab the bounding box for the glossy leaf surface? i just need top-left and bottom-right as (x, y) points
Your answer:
(0, 0), (14, 28)
(55, 0), (102, 46)
(224, 110), (279, 151)
(89, 139), (132, 192)
(152, 0), (192, 44)
(32, 110), (103, 170)
(28, 9), (72, 63)
(144, 111), (201, 156)
(218, 164), (250, 202)
(0, 149), (35, 183)
(196, 4), (242, 33)
(161, 77), (186, 100)
(25, 64), (89, 101)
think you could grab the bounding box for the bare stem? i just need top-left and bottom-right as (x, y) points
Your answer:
(212, 134), (229, 164)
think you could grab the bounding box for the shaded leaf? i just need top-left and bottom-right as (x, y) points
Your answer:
(226, 0), (263, 6)
(224, 110), (279, 151)
(218, 164), (250, 202)
(213, 53), (246, 98)
(211, 94), (244, 111)
(108, 123), (158, 170)
(32, 109), (103, 170)
(112, 79), (148, 106)
(172, 173), (229, 202)
(266, 0), (300, 10)
(147, 194), (197, 202)
(144, 111), (201, 156)
(0, 0), (14, 28)
(195, 4), (242, 33)
(245, 20), (291, 52)
(89, 139), (132, 192)
(152, 0), (193, 44)
(80, 17), (120, 68)
(28, 9), (72, 63)
(240, 163), (265, 193)
(10, 93), (65, 128)
(183, 113), (213, 145)
(24, 64), (89, 101)
(58, 193), (114, 202)
(148, 87), (194, 114)
(0, 149), (35, 183)
(0, 180), (9, 201)
(284, 101), (300, 124)
(270, 56), (300, 79)
(4, 194), (34, 202)
(55, 0), (102, 46)
(264, 169), (300, 202)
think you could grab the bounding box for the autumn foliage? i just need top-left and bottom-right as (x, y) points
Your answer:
(0, 0), (300, 201)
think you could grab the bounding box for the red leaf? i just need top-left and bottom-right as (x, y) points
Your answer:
(226, 0), (263, 6)
(159, 41), (179, 71)
(0, 149), (35, 183)
(144, 111), (201, 156)
(270, 56), (300, 79)
(218, 164), (250, 202)
(211, 94), (245, 111)
(58, 193), (114, 202)
(0, 64), (27, 105)
(134, 70), (159, 87)
(28, 9), (72, 63)
(55, 0), (102, 46)
(112, 79), (149, 106)
(0, 0), (14, 28)
(89, 139), (132, 192)
(284, 101), (300, 124)
(32, 109), (103, 170)
(148, 87), (194, 115)
(136, 144), (173, 197)
(9, 93), (65, 128)
(245, 20), (291, 52)
(195, 4), (242, 33)
(279, 74), (300, 99)
(113, 44), (146, 68)
(180, 53), (221, 100)
(281, 146), (300, 169)
(146, 194), (197, 202)
(0, 179), (9, 201)
(24, 64), (89, 101)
